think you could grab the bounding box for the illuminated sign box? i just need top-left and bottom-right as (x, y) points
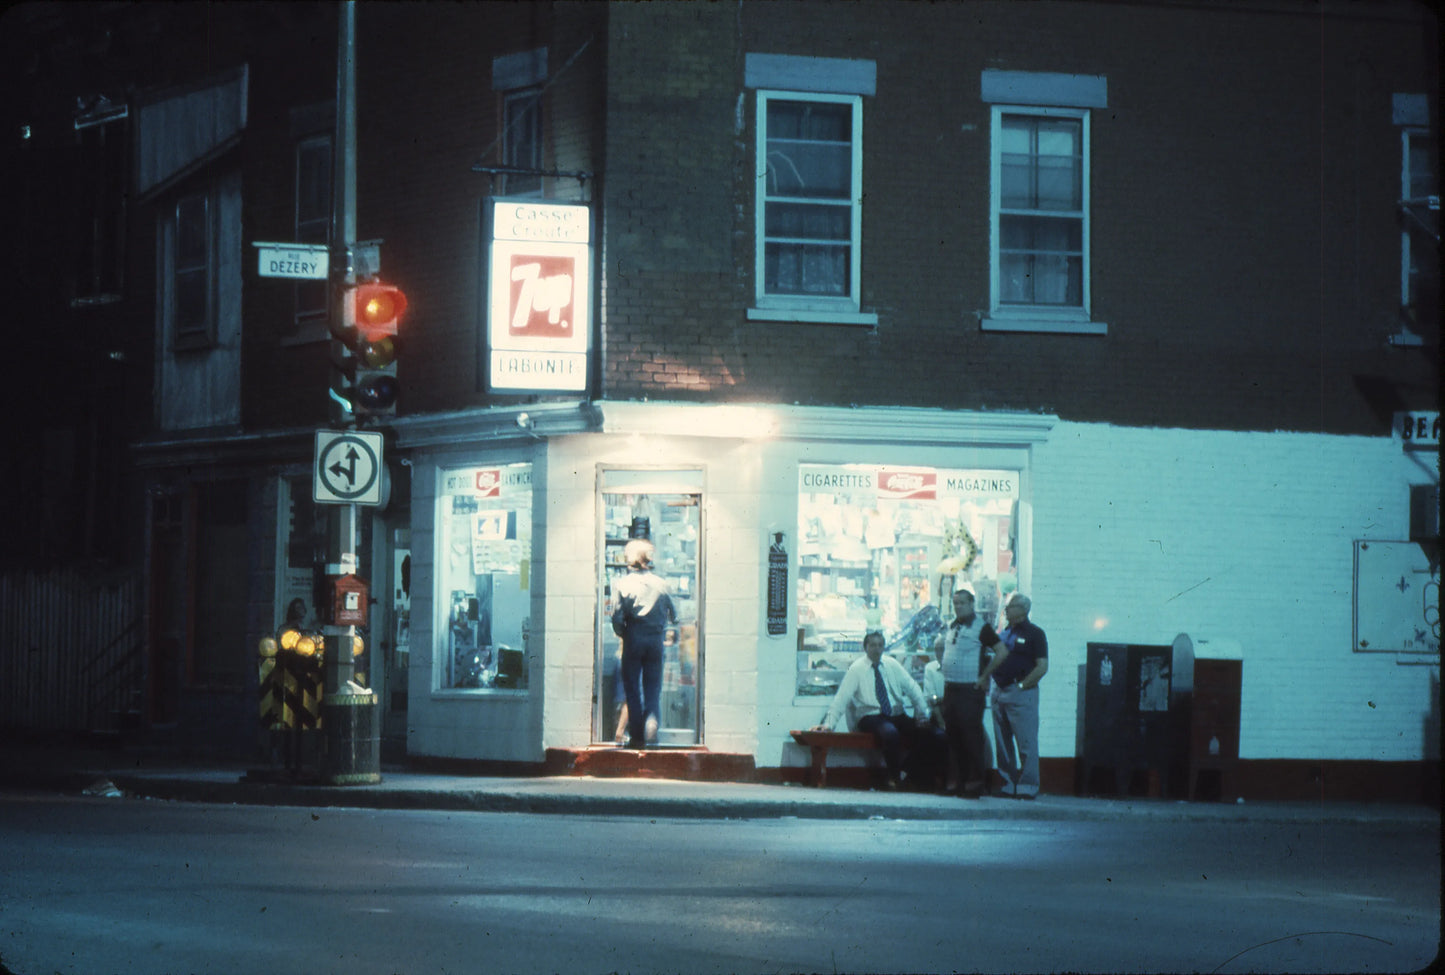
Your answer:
(487, 201), (591, 392)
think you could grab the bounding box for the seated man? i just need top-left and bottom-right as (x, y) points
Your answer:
(811, 631), (947, 791)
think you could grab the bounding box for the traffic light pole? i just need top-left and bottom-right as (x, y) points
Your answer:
(321, 0), (381, 785)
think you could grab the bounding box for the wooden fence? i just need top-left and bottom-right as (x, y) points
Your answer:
(0, 567), (144, 734)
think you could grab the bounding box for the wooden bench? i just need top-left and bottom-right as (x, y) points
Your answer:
(790, 730), (881, 787)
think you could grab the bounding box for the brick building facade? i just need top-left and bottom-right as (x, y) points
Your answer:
(1, 1), (1436, 800)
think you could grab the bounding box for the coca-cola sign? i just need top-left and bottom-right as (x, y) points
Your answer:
(475, 469), (502, 498)
(878, 469), (936, 500)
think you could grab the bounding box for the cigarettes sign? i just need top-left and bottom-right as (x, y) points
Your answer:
(487, 201), (591, 392)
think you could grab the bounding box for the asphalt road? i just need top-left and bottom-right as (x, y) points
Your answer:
(0, 793), (1437, 975)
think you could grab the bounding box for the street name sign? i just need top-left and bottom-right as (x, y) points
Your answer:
(254, 241), (330, 280)
(314, 430), (384, 505)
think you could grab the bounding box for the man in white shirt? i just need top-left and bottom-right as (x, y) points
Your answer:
(812, 631), (947, 790)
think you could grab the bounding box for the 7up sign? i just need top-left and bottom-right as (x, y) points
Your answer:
(487, 200), (591, 393)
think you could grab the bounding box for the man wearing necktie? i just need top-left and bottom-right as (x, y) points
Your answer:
(812, 631), (947, 791)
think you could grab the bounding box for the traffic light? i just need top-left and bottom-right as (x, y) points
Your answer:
(332, 282), (406, 421)
(345, 283), (407, 341)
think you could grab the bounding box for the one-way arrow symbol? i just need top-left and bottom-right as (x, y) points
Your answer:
(330, 446), (359, 487)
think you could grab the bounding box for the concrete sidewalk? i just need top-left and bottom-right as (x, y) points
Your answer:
(1, 741), (1437, 827)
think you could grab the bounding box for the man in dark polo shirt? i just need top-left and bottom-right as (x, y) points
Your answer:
(991, 592), (1049, 799)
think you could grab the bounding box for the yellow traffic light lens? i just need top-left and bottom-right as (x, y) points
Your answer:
(360, 336), (396, 368)
(279, 626), (300, 651)
(258, 636), (278, 659)
(296, 634), (317, 657)
(352, 635), (365, 658)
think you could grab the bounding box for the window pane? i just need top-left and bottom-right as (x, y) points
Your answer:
(1000, 153), (1033, 209)
(1000, 118), (1032, 155)
(1407, 133), (1435, 199)
(175, 267), (207, 331)
(437, 464), (533, 690)
(503, 88), (543, 197)
(297, 140), (332, 237)
(1036, 120), (1079, 158)
(1000, 215), (1081, 252)
(295, 139), (331, 327)
(765, 202), (850, 240)
(1036, 155), (1080, 210)
(765, 242), (848, 296)
(999, 117), (1082, 211)
(176, 195), (208, 268)
(766, 141), (851, 200)
(175, 193), (210, 338)
(768, 100), (850, 142)
(766, 100), (851, 200)
(1000, 215), (1083, 306)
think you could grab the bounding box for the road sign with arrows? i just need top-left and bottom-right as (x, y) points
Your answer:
(313, 430), (384, 505)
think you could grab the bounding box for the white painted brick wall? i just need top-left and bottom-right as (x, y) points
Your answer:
(407, 417), (1437, 770)
(1031, 421), (1437, 762)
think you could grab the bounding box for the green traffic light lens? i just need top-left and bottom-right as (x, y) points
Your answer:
(358, 375), (399, 410)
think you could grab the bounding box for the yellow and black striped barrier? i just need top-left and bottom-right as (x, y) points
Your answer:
(257, 636), (286, 729)
(277, 625), (324, 730)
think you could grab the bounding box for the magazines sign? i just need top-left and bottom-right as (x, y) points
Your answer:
(487, 201), (591, 393)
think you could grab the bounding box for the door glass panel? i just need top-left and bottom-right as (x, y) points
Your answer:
(597, 472), (703, 745)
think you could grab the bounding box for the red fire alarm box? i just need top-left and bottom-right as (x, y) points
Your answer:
(330, 575), (370, 627)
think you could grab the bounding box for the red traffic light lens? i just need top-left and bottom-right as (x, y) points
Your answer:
(352, 283), (407, 338)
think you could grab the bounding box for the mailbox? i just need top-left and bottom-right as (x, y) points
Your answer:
(330, 574), (370, 627)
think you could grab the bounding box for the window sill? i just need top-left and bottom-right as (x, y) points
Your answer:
(981, 316), (1107, 335)
(748, 307), (879, 327)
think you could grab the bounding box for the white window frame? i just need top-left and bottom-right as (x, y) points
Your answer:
(983, 104), (1106, 335)
(749, 89), (876, 326)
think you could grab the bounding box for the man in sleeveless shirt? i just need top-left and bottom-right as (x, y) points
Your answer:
(933, 585), (1009, 798)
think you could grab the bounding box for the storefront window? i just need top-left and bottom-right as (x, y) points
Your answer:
(436, 463), (532, 690)
(796, 464), (1019, 697)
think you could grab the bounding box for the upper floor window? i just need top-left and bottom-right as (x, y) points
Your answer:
(998, 112), (1083, 306)
(491, 48), (547, 199)
(753, 90), (867, 321)
(172, 190), (215, 350)
(293, 133), (332, 338)
(71, 102), (129, 307)
(501, 87), (543, 198)
(1400, 127), (1438, 314)
(980, 70), (1107, 335)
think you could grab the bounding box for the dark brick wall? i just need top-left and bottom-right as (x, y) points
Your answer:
(353, 2), (605, 416)
(597, 0), (1437, 433)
